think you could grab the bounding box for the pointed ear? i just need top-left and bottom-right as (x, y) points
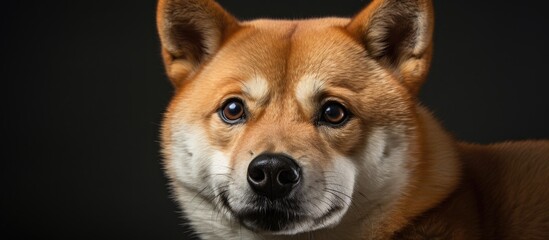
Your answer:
(157, 0), (239, 87)
(347, 0), (434, 95)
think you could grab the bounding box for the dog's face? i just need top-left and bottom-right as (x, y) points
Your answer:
(158, 0), (434, 235)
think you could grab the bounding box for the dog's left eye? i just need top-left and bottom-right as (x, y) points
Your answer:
(219, 98), (246, 124)
(319, 101), (349, 126)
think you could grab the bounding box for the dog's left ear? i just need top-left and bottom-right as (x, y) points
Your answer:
(347, 0), (434, 95)
(157, 0), (239, 87)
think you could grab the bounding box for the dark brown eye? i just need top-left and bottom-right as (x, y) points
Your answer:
(220, 99), (246, 124)
(320, 101), (349, 126)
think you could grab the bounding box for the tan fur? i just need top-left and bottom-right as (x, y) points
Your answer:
(157, 0), (549, 239)
(396, 141), (549, 239)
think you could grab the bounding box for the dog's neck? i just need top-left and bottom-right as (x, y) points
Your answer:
(370, 105), (462, 239)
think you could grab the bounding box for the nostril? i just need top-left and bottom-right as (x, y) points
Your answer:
(277, 169), (300, 185)
(248, 167), (266, 183)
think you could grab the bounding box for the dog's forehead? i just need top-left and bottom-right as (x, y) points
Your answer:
(244, 18), (369, 76)
(210, 18), (376, 98)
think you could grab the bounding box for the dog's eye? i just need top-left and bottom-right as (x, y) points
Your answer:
(220, 99), (246, 124)
(319, 101), (349, 126)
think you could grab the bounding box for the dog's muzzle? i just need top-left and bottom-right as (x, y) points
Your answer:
(234, 153), (303, 232)
(247, 153), (301, 200)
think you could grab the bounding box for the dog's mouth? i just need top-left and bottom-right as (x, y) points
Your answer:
(220, 192), (346, 234)
(238, 207), (301, 232)
(220, 193), (308, 233)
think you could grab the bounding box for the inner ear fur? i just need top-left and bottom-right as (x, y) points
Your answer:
(347, 0), (434, 95)
(157, 0), (239, 87)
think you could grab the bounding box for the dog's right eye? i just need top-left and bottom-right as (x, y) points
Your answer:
(219, 99), (246, 124)
(318, 101), (350, 127)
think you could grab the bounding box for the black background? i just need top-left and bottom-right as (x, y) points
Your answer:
(2, 0), (548, 239)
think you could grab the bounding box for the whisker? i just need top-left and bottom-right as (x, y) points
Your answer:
(324, 182), (352, 191)
(324, 188), (353, 200)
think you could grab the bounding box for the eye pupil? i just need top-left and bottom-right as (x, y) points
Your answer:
(221, 99), (245, 123)
(228, 102), (240, 115)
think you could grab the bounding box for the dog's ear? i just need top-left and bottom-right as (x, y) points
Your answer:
(157, 0), (239, 87)
(347, 0), (434, 95)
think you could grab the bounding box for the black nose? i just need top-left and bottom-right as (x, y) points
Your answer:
(247, 153), (301, 200)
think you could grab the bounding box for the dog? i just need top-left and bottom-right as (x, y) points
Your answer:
(156, 0), (549, 239)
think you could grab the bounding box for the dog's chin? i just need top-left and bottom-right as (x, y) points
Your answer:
(221, 194), (345, 235)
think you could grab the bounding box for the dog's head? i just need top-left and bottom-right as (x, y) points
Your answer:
(158, 0), (434, 235)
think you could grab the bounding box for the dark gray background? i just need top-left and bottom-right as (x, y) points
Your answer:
(2, 0), (548, 239)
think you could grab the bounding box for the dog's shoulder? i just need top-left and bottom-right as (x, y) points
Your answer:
(395, 141), (549, 239)
(459, 140), (549, 197)
(460, 141), (549, 238)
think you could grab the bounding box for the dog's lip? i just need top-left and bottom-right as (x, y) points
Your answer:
(219, 193), (304, 232)
(237, 205), (345, 234)
(238, 208), (301, 232)
(219, 192), (346, 233)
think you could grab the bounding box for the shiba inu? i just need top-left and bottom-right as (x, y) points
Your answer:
(156, 0), (549, 239)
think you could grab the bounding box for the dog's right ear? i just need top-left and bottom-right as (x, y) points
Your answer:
(347, 0), (434, 95)
(157, 0), (239, 87)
